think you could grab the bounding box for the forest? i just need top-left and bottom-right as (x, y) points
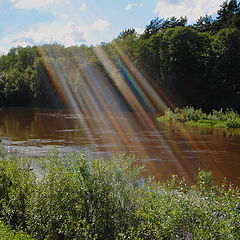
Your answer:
(0, 0), (240, 111)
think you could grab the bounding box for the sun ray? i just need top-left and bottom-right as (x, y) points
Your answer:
(35, 41), (225, 184)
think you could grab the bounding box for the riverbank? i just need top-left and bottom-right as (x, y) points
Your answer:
(158, 107), (240, 129)
(0, 148), (239, 239)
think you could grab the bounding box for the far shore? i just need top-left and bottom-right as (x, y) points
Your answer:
(158, 107), (240, 131)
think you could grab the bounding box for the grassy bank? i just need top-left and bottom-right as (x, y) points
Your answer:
(0, 148), (240, 239)
(158, 107), (240, 129)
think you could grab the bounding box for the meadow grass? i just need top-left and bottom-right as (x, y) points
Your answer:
(0, 148), (240, 239)
(158, 106), (240, 129)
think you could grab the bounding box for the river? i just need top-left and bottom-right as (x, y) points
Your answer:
(0, 107), (240, 186)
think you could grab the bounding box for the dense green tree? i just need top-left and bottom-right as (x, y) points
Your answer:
(214, 0), (240, 30)
(194, 15), (214, 32)
(142, 17), (164, 39)
(142, 17), (188, 39)
(158, 27), (211, 106)
(209, 28), (240, 108)
(162, 16), (188, 29)
(16, 46), (37, 71)
(0, 1), (240, 111)
(0, 45), (66, 107)
(118, 28), (137, 40)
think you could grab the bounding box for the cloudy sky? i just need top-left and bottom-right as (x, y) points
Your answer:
(0, 0), (235, 53)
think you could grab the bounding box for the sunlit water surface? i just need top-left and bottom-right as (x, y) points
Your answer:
(0, 107), (240, 186)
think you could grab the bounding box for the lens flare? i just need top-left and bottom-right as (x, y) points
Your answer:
(36, 42), (223, 184)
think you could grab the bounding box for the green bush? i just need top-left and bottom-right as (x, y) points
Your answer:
(225, 118), (240, 128)
(0, 150), (142, 239)
(27, 151), (142, 240)
(165, 106), (207, 122)
(160, 107), (240, 129)
(0, 148), (240, 239)
(0, 154), (35, 229)
(0, 220), (34, 240)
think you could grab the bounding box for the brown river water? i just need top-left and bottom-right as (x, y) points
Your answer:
(0, 107), (240, 186)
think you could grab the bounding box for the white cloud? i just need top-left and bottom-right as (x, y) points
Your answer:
(125, 3), (136, 11)
(1, 20), (86, 49)
(79, 3), (86, 11)
(135, 27), (145, 34)
(61, 14), (69, 19)
(0, 18), (111, 52)
(154, 0), (224, 23)
(140, 3), (144, 7)
(90, 19), (110, 31)
(9, 0), (64, 9)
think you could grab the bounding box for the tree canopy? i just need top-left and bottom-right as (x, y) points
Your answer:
(0, 0), (240, 111)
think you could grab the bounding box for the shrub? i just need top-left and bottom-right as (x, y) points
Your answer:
(225, 119), (240, 128)
(0, 154), (35, 229)
(160, 107), (240, 129)
(0, 148), (240, 239)
(0, 220), (34, 240)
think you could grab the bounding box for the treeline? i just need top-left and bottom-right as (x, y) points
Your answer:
(0, 43), (127, 109)
(0, 44), (105, 108)
(0, 0), (240, 111)
(0, 45), (62, 107)
(115, 0), (240, 111)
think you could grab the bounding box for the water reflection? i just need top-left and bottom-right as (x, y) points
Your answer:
(0, 107), (240, 186)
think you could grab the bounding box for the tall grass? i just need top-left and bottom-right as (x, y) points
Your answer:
(159, 106), (240, 129)
(0, 148), (240, 239)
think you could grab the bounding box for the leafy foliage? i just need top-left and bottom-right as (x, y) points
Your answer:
(194, 15), (214, 32)
(118, 28), (137, 40)
(160, 106), (240, 129)
(0, 1), (240, 110)
(0, 46), (64, 107)
(0, 148), (240, 239)
(0, 220), (34, 240)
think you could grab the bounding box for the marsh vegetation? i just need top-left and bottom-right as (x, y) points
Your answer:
(158, 106), (240, 129)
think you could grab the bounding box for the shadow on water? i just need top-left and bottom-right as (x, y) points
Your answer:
(0, 107), (240, 186)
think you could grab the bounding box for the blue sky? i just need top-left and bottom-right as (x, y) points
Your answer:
(0, 0), (234, 53)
